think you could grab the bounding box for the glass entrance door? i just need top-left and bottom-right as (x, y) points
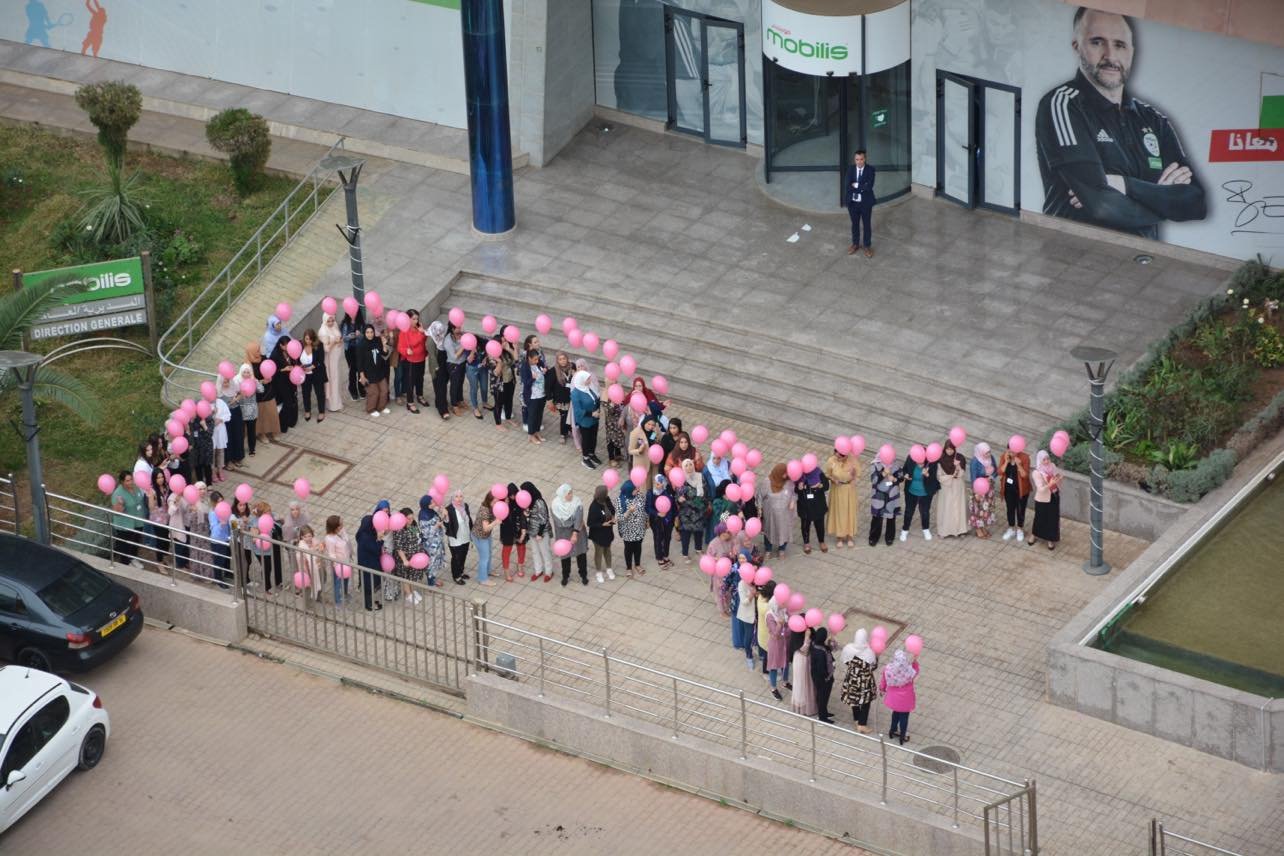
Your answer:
(665, 7), (746, 147)
(936, 71), (1022, 213)
(937, 72), (976, 207)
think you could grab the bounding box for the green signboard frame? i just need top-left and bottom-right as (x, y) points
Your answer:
(22, 257), (145, 304)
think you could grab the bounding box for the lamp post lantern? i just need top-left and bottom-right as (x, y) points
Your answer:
(321, 153), (367, 303)
(1071, 345), (1118, 576)
(0, 351), (49, 544)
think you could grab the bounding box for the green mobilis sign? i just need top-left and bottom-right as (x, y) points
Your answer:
(23, 256), (152, 342)
(23, 257), (144, 303)
(765, 26), (849, 61)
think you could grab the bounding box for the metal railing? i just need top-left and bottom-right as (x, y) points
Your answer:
(0, 473), (20, 534)
(985, 782), (1038, 855)
(235, 531), (474, 694)
(44, 488), (238, 602)
(1150, 820), (1244, 856)
(470, 614), (1036, 846)
(156, 138), (346, 405)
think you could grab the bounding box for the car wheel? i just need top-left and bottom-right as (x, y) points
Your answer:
(16, 647), (52, 672)
(77, 724), (107, 771)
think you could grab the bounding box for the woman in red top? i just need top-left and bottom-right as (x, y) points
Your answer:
(397, 309), (428, 414)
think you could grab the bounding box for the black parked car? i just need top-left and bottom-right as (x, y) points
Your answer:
(0, 535), (143, 673)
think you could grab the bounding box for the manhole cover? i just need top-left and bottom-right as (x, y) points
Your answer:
(913, 745), (962, 774)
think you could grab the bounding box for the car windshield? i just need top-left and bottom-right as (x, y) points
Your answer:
(37, 563), (111, 617)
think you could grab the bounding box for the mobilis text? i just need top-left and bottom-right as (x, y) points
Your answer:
(766, 26), (848, 60)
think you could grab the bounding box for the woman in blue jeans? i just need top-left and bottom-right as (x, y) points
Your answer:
(472, 492), (497, 586)
(465, 340), (489, 418)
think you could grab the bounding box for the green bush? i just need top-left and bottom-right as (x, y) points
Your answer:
(205, 109), (271, 194)
(1162, 449), (1238, 503)
(78, 162), (147, 245)
(74, 81), (142, 170)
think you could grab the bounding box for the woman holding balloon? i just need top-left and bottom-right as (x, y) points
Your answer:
(998, 437), (1032, 542)
(935, 440), (970, 538)
(788, 627), (817, 717)
(521, 482), (553, 581)
(551, 484), (589, 586)
(245, 344), (280, 443)
(809, 626), (837, 723)
(868, 453), (903, 547)
(759, 464), (794, 558)
(900, 444), (940, 542)
(794, 459), (829, 554)
(357, 325), (391, 417)
(761, 582), (790, 700)
(1029, 450), (1063, 550)
(318, 312), (346, 413)
(968, 442), (998, 538)
(825, 440), (862, 548)
(323, 515), (352, 606)
(393, 506), (425, 603)
(839, 628), (879, 733)
(646, 474), (677, 569)
(616, 480), (648, 577)
(268, 336), (299, 433)
(880, 644), (920, 745)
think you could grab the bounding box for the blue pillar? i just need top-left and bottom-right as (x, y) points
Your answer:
(461, 0), (516, 234)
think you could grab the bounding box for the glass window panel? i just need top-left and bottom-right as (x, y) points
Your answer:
(670, 12), (705, 134)
(594, 0), (667, 121)
(768, 63), (840, 169)
(706, 23), (742, 144)
(862, 60), (911, 199)
(983, 88), (1016, 210)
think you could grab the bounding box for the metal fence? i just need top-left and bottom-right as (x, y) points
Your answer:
(156, 138), (346, 405)
(235, 531), (474, 695)
(1150, 820), (1244, 856)
(0, 473), (20, 534)
(470, 614), (1037, 851)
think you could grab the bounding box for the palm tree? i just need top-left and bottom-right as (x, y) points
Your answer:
(0, 278), (102, 423)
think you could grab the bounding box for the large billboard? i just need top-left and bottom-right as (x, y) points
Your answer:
(23, 257), (150, 341)
(912, 0), (1284, 261)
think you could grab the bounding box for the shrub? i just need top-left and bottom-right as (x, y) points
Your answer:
(78, 162), (147, 245)
(74, 81), (143, 169)
(205, 109), (272, 194)
(1163, 449), (1237, 503)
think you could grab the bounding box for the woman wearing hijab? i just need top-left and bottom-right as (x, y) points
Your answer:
(758, 464), (794, 558)
(616, 480), (647, 577)
(646, 474), (676, 568)
(444, 490), (472, 584)
(499, 483), (526, 581)
(630, 376), (670, 421)
(1029, 450), (1062, 550)
(675, 458), (707, 562)
(603, 393), (627, 466)
(868, 458), (902, 547)
(550, 484), (589, 586)
(823, 448), (860, 548)
(391, 505), (425, 603)
(569, 369), (601, 469)
(357, 324), (391, 417)
(809, 626), (836, 723)
(427, 320), (451, 420)
(935, 441), (969, 538)
(298, 328), (328, 422)
(794, 464), (829, 554)
(268, 335), (299, 433)
(246, 344), (280, 443)
(215, 372), (245, 472)
(281, 500), (311, 580)
(417, 495), (446, 587)
(900, 445), (940, 542)
(521, 482), (553, 582)
(355, 514), (383, 611)
(788, 629), (816, 717)
(839, 629), (879, 733)
(261, 314), (286, 355)
(760, 582), (790, 700)
(968, 442), (998, 538)
(340, 308), (365, 400)
(587, 485), (617, 584)
(998, 439), (1032, 542)
(880, 649), (919, 745)
(318, 312), (346, 413)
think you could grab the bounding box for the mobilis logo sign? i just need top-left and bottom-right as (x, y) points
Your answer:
(766, 25), (848, 61)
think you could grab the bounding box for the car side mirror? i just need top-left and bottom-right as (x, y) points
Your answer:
(6, 769), (26, 789)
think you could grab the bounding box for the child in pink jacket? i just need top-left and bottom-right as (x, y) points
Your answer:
(880, 649), (919, 745)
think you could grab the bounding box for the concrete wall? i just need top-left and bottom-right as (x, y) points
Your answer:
(86, 555), (248, 645)
(511, 0), (596, 166)
(467, 672), (986, 855)
(1056, 471), (1187, 544)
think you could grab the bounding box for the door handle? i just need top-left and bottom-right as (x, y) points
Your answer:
(702, 80), (712, 89)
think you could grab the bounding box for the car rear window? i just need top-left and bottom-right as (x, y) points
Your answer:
(37, 563), (112, 617)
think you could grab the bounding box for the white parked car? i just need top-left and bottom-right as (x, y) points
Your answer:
(0, 666), (109, 834)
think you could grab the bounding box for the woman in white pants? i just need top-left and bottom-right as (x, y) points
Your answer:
(521, 481), (554, 583)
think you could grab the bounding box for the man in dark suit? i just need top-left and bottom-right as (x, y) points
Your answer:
(844, 150), (877, 258)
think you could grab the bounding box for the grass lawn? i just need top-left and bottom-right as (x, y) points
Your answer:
(0, 124), (295, 506)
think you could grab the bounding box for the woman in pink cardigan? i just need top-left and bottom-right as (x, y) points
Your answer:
(880, 649), (919, 745)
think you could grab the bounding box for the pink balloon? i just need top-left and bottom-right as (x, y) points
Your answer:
(973, 477), (991, 496)
(878, 444), (896, 466)
(97, 473), (116, 495)
(195, 400), (212, 419)
(787, 593), (806, 612)
(773, 582), (791, 604)
(180, 485), (199, 505)
(619, 355), (637, 376)
(834, 436), (852, 455)
(168, 474), (187, 493)
(235, 483), (253, 504)
(724, 484), (742, 503)
(603, 361), (620, 381)
(926, 442), (943, 463)
(335, 564), (352, 580)
(755, 567), (773, 584)
(343, 296), (360, 319)
(515, 489), (532, 509)
(905, 634), (924, 657)
(490, 483), (507, 500)
(746, 449), (763, 468)
(380, 554), (396, 573)
(732, 442), (748, 460)
(870, 632), (886, 655)
(607, 384), (625, 405)
(372, 510), (389, 532)
(481, 315), (498, 334)
(786, 460), (803, 482)
(602, 339), (619, 360)
(535, 314), (552, 335)
(239, 378), (257, 398)
(460, 332), (478, 352)
(648, 444), (664, 465)
(257, 513), (274, 534)
(170, 436), (189, 455)
(710, 439), (728, 458)
(730, 458), (747, 477)
(668, 467), (686, 489)
(293, 571), (310, 589)
(744, 517), (762, 538)
(214, 501), (232, 522)
(629, 392), (647, 414)
(291, 478), (310, 500)
(218, 360), (236, 380)
(849, 435), (866, 457)
(448, 307), (465, 327)
(285, 339), (303, 360)
(739, 566), (756, 586)
(651, 375), (669, 395)
(503, 324), (520, 344)
(427, 489), (441, 505)
(389, 512), (407, 531)
(385, 309), (402, 331)
(715, 557), (732, 578)
(870, 625), (887, 643)
(724, 514), (743, 533)
(552, 538), (573, 557)
(275, 302), (293, 323)
(433, 474), (450, 495)
(582, 332), (600, 353)
(828, 613), (846, 634)
(655, 495), (671, 516)
(289, 367), (306, 386)
(949, 426), (967, 448)
(910, 444), (926, 465)
(601, 468), (620, 490)
(699, 555), (716, 575)
(166, 419), (184, 439)
(691, 425), (709, 445)
(561, 316), (578, 334)
(410, 552), (429, 570)
(364, 291), (383, 313)
(492, 501), (510, 521)
(567, 328), (584, 349)
(788, 614), (807, 633)
(1009, 434), (1027, 454)
(259, 359), (277, 380)
(485, 339), (503, 359)
(1050, 434), (1070, 457)
(180, 398), (197, 417)
(321, 296), (338, 316)
(630, 466), (647, 488)
(396, 313), (412, 333)
(1054, 429), (1070, 444)
(200, 380), (217, 402)
(720, 430), (737, 445)
(805, 608), (824, 629)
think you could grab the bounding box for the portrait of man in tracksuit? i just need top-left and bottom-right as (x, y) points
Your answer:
(1035, 7), (1206, 240)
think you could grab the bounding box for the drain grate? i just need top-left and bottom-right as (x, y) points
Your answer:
(913, 744), (962, 774)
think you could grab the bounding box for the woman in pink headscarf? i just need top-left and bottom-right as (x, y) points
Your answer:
(1029, 450), (1062, 550)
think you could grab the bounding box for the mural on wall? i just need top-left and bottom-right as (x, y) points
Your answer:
(912, 0), (1284, 261)
(23, 0), (72, 47)
(82, 0), (107, 57)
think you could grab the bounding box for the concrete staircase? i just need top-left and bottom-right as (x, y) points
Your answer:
(448, 273), (1059, 452)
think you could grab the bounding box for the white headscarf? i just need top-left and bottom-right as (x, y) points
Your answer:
(550, 483), (581, 522)
(571, 370), (594, 395)
(427, 321), (447, 348)
(318, 312), (343, 347)
(841, 628), (876, 666)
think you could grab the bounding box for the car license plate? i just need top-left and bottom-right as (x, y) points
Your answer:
(99, 613), (127, 637)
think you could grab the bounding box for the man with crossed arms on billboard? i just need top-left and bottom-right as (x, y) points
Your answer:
(1035, 7), (1206, 240)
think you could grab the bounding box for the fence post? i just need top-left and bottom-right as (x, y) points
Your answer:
(471, 598), (489, 674)
(671, 677), (679, 739)
(952, 766), (960, 828)
(1027, 779), (1038, 855)
(879, 735), (888, 805)
(168, 530), (179, 588)
(8, 472), (18, 532)
(809, 719), (817, 782)
(538, 636), (545, 697)
(602, 648), (611, 719)
(230, 530), (246, 597)
(739, 691), (747, 759)
(1149, 818), (1159, 856)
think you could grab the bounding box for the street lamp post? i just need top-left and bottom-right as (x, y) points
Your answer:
(0, 351), (49, 544)
(321, 154), (368, 303)
(1071, 345), (1118, 576)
